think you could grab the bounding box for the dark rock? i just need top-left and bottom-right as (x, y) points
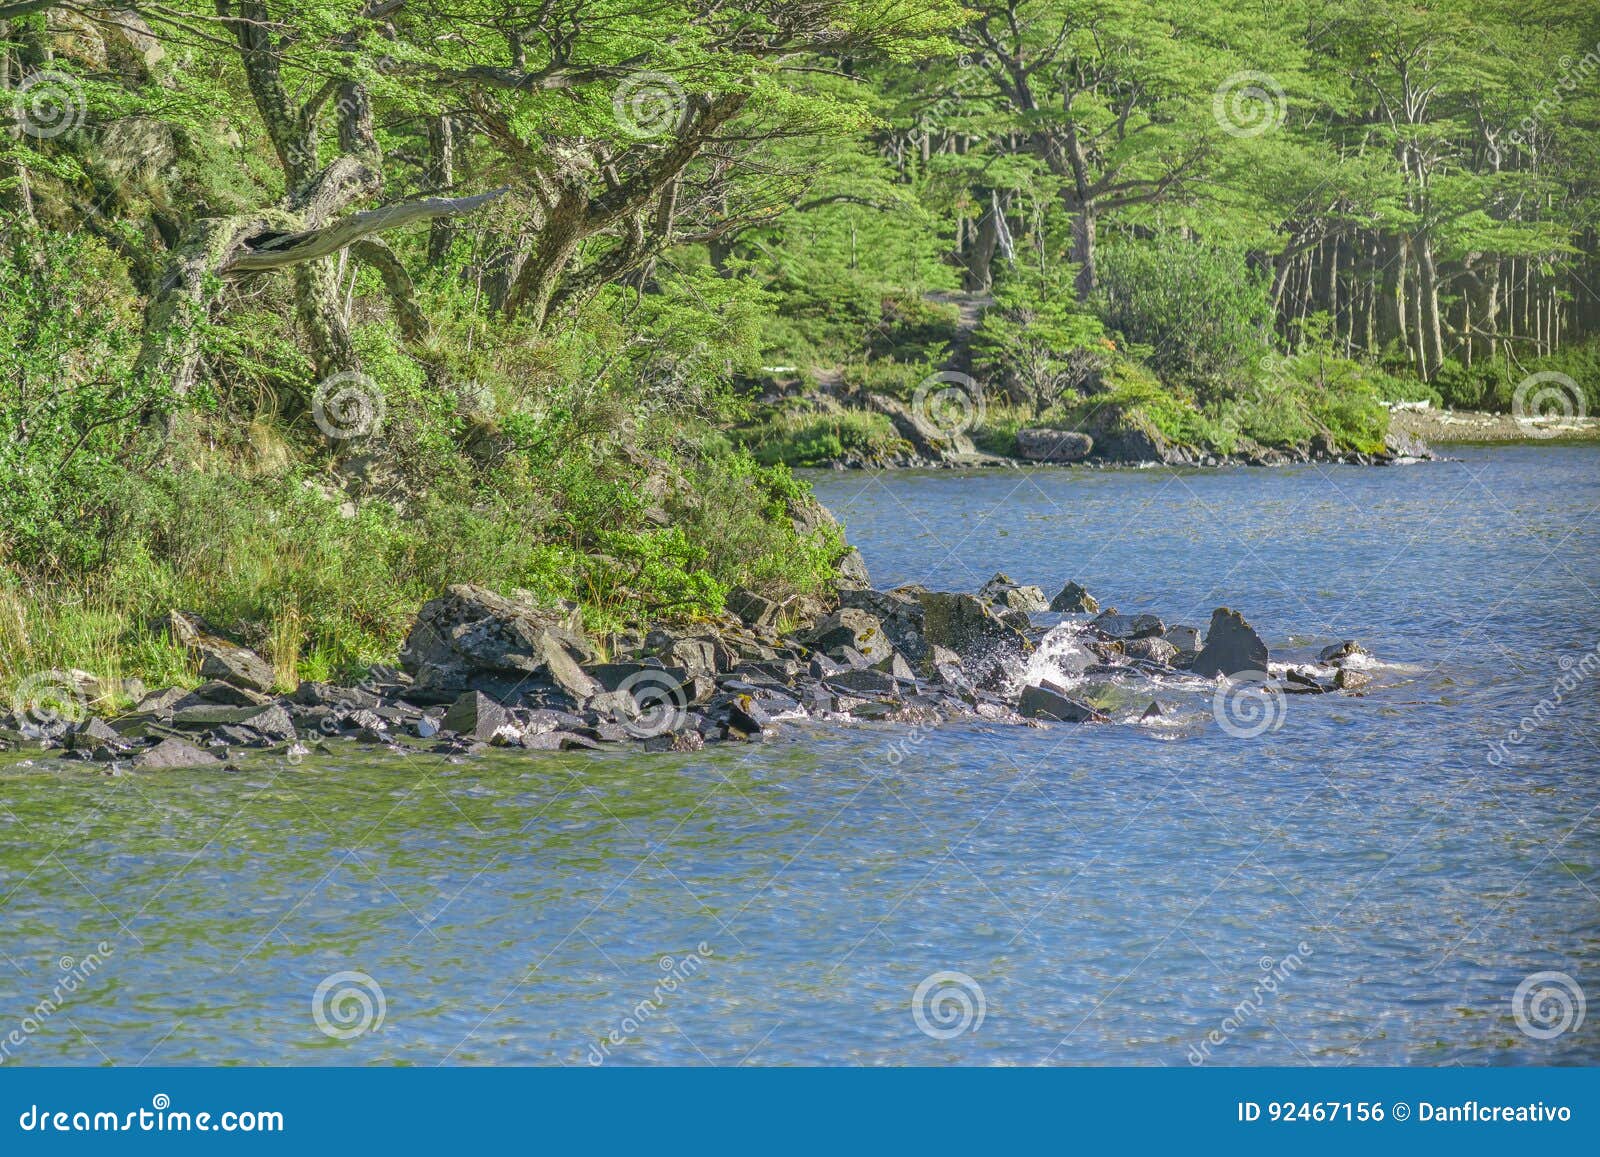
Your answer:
(584, 662), (686, 695)
(520, 730), (602, 751)
(644, 631), (721, 679)
(442, 691), (510, 741)
(806, 608), (895, 662)
(170, 702), (295, 741)
(1090, 611), (1165, 639)
(199, 646), (276, 693)
(1015, 427), (1093, 462)
(67, 718), (126, 751)
(134, 686), (192, 715)
(155, 612), (276, 692)
(871, 652), (917, 683)
(916, 591), (1030, 669)
(838, 587), (928, 660)
(1284, 669), (1331, 694)
(1318, 640), (1367, 665)
(977, 573), (1050, 613)
(1163, 626), (1203, 655)
(827, 647), (870, 672)
(727, 587), (782, 633)
(214, 723), (272, 747)
(1191, 608), (1270, 679)
(401, 584), (596, 703)
(241, 704), (296, 742)
(1335, 668), (1372, 692)
(826, 668), (899, 695)
(643, 730), (706, 753)
(134, 737), (221, 770)
(863, 391), (978, 458)
(193, 680), (272, 706)
(1048, 582), (1099, 613)
(725, 697), (774, 737)
(1017, 684), (1107, 723)
(1383, 429), (1431, 460)
(1123, 637), (1179, 665)
(340, 708), (389, 735)
(542, 639), (600, 701)
(291, 681), (377, 709)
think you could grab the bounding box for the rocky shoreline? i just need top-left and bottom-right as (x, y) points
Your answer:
(751, 380), (1435, 471)
(2, 570), (1383, 770)
(1387, 406), (1600, 445)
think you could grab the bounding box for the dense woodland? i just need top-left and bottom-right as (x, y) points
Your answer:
(2, 0), (1598, 693)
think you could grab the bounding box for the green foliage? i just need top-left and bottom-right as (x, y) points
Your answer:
(1096, 235), (1274, 392)
(973, 266), (1106, 409)
(738, 408), (907, 467)
(0, 228), (151, 575)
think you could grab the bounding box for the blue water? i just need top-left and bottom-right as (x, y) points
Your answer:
(2, 446), (1597, 1066)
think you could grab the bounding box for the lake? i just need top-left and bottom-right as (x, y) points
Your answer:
(3, 446), (1597, 1066)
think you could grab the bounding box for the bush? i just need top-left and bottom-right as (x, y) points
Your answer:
(1096, 235), (1273, 393)
(740, 409), (908, 466)
(972, 266), (1107, 410)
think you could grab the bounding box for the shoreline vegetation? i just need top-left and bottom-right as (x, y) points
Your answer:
(3, 1), (1598, 709)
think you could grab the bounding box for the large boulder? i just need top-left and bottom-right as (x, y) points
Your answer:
(977, 573), (1049, 614)
(1014, 428), (1093, 463)
(158, 611), (276, 692)
(134, 737), (221, 770)
(838, 587), (928, 661)
(863, 392), (977, 458)
(1191, 608), (1270, 678)
(1089, 611), (1165, 640)
(401, 585), (596, 703)
(1048, 581), (1099, 613)
(805, 608), (895, 662)
(726, 587), (782, 633)
(916, 591), (1030, 678)
(1018, 683), (1106, 722)
(442, 691), (511, 740)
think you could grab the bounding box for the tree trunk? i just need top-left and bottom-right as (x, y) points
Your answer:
(293, 260), (356, 377)
(1071, 206), (1096, 299)
(963, 190), (999, 292)
(1416, 235), (1444, 376)
(426, 115), (455, 265)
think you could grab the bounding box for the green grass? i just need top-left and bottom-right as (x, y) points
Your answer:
(738, 409), (909, 466)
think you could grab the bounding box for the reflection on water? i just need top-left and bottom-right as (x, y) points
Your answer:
(2, 446), (1598, 1065)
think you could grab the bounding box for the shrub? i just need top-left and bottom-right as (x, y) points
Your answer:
(1096, 234), (1273, 393)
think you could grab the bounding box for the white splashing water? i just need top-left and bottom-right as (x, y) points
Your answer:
(1012, 622), (1096, 694)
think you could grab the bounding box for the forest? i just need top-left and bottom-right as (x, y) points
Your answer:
(2, 0), (1598, 695)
